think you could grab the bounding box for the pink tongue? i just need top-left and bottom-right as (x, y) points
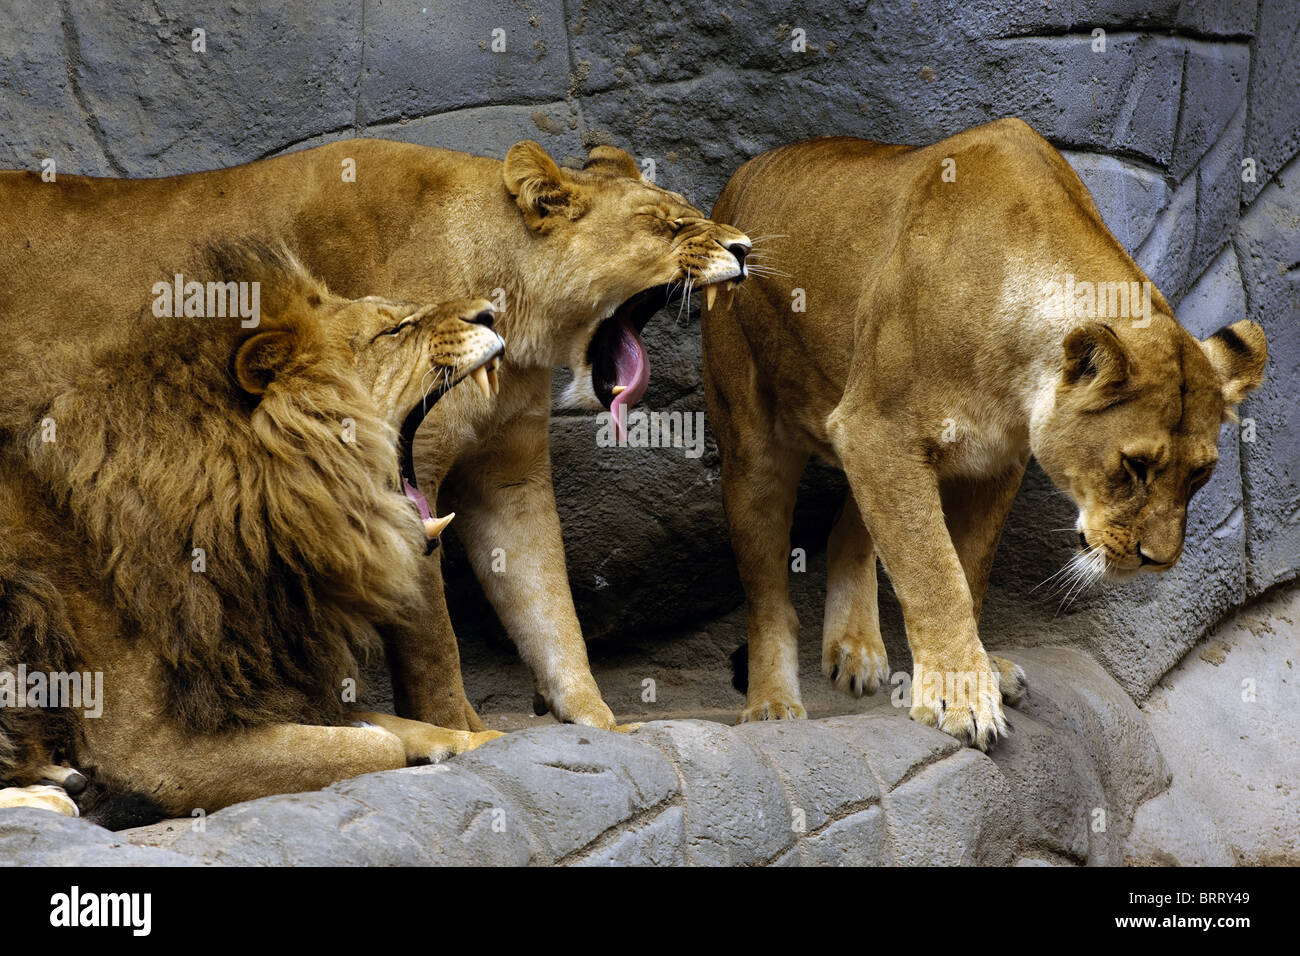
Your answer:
(609, 315), (650, 442)
(403, 478), (432, 522)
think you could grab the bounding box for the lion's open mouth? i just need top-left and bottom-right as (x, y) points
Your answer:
(397, 349), (503, 554)
(589, 280), (737, 441)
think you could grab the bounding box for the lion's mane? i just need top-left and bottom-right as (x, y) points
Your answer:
(2, 243), (426, 736)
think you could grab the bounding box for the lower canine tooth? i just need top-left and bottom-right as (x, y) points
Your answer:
(471, 365), (492, 398)
(423, 512), (455, 539)
(705, 284), (717, 310)
(611, 385), (627, 396)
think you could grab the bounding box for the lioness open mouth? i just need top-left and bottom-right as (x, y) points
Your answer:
(589, 279), (739, 441)
(397, 348), (503, 554)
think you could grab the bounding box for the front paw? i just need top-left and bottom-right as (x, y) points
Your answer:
(544, 685), (617, 731)
(418, 728), (505, 763)
(989, 654), (1028, 705)
(738, 692), (807, 723)
(465, 729), (506, 750)
(909, 653), (1008, 751)
(0, 784), (79, 817)
(823, 630), (889, 697)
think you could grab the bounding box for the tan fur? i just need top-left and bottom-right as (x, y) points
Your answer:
(0, 243), (503, 817)
(0, 138), (748, 732)
(703, 120), (1266, 749)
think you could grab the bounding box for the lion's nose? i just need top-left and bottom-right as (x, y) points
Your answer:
(469, 309), (495, 329)
(726, 241), (750, 273)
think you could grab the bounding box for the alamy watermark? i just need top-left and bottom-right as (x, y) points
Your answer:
(152, 273), (260, 328)
(1043, 273), (1153, 326)
(0, 665), (103, 718)
(596, 409), (706, 458)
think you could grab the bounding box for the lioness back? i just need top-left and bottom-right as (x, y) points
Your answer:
(0, 139), (495, 351)
(706, 119), (1134, 456)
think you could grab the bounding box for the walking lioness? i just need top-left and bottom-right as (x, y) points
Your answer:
(703, 119), (1266, 749)
(0, 139), (750, 733)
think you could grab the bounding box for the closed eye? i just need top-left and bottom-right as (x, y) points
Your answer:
(371, 319), (417, 342)
(641, 214), (681, 233)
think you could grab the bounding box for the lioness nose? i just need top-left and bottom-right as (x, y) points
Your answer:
(726, 241), (749, 272)
(470, 309), (495, 328)
(1138, 544), (1177, 568)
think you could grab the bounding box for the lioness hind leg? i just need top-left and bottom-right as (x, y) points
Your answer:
(721, 441), (810, 723)
(704, 296), (809, 723)
(352, 711), (503, 764)
(823, 493), (889, 696)
(0, 784), (78, 816)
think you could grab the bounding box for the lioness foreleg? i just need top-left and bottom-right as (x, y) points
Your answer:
(832, 419), (1007, 749)
(823, 493), (889, 696)
(940, 464), (1029, 705)
(447, 398), (616, 730)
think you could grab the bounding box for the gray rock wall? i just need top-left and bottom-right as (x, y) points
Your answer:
(7, 580), (1296, 865)
(2, 1), (1296, 700)
(0, 646), (1171, 866)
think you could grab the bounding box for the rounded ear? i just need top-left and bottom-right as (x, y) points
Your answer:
(502, 140), (586, 229)
(1062, 322), (1129, 388)
(1200, 320), (1267, 408)
(583, 144), (642, 180)
(234, 330), (298, 396)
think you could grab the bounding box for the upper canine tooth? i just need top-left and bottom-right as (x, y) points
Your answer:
(722, 282), (736, 311)
(423, 512), (455, 539)
(611, 385), (627, 396)
(705, 284), (717, 310)
(487, 365), (500, 395)
(471, 365), (492, 398)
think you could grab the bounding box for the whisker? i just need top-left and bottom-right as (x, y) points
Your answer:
(1049, 545), (1106, 616)
(418, 365), (437, 413)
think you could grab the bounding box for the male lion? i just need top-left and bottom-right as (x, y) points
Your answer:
(703, 119), (1267, 749)
(0, 139), (750, 732)
(0, 242), (504, 820)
